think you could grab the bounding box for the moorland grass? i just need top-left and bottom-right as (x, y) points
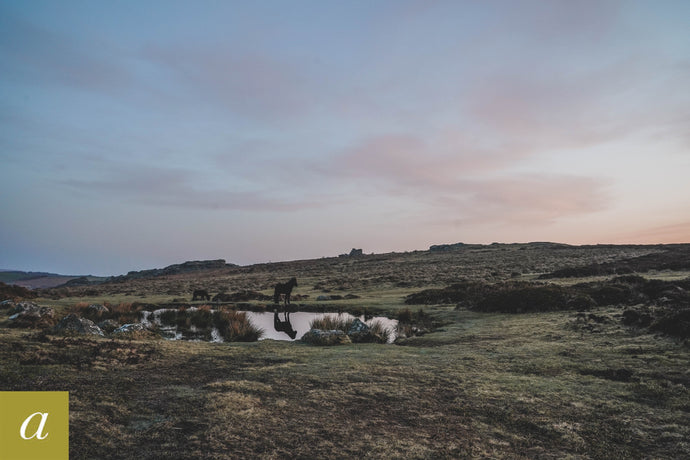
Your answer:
(1, 306), (688, 459)
(2, 244), (690, 458)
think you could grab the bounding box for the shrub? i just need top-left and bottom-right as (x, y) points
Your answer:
(650, 309), (690, 339)
(474, 285), (571, 313)
(404, 280), (490, 305)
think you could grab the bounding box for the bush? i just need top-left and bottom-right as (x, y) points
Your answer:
(650, 309), (690, 339)
(0, 282), (37, 300)
(404, 280), (490, 305)
(474, 285), (571, 313)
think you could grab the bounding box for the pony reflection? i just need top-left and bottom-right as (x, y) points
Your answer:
(274, 311), (297, 339)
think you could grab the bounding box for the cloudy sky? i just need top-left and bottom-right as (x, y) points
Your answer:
(1, 0), (688, 275)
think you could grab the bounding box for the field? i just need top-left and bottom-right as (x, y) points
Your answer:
(1, 243), (689, 459)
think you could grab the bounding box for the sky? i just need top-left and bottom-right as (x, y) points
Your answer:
(1, 0), (689, 276)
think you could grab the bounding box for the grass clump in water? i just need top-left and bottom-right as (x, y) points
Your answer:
(309, 314), (354, 332)
(213, 310), (263, 342)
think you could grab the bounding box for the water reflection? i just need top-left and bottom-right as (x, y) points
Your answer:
(141, 308), (398, 343)
(245, 311), (398, 343)
(273, 311), (297, 339)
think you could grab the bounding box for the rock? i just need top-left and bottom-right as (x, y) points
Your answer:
(348, 318), (369, 334)
(86, 304), (109, 314)
(53, 314), (104, 336)
(98, 319), (120, 333)
(0, 299), (15, 310)
(300, 329), (351, 346)
(6, 302), (56, 329)
(316, 295), (331, 301)
(112, 323), (159, 340)
(113, 323), (147, 334)
(347, 318), (382, 343)
(349, 248), (363, 257)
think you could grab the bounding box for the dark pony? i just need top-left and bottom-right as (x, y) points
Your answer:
(192, 289), (211, 301)
(274, 277), (298, 306)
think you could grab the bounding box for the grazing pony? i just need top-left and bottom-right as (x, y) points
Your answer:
(192, 289), (211, 301)
(274, 311), (297, 339)
(273, 277), (298, 306)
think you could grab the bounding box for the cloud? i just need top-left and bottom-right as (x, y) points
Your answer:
(142, 44), (319, 123)
(0, 11), (132, 93)
(57, 163), (322, 212)
(460, 175), (610, 224)
(326, 133), (611, 225)
(612, 221), (690, 244)
(329, 133), (530, 190)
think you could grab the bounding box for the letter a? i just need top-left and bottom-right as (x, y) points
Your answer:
(20, 412), (49, 440)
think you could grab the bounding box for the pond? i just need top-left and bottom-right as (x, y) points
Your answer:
(140, 308), (398, 343)
(247, 311), (398, 343)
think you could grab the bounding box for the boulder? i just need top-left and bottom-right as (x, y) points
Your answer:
(347, 318), (382, 343)
(53, 314), (104, 336)
(86, 304), (109, 314)
(316, 295), (331, 301)
(6, 302), (56, 329)
(98, 319), (121, 333)
(348, 318), (369, 334)
(300, 329), (351, 346)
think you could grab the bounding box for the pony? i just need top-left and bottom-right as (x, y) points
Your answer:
(273, 277), (297, 306)
(192, 289), (211, 301)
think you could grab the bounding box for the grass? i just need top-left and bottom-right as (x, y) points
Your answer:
(0, 308), (690, 458)
(309, 314), (355, 331)
(1, 243), (689, 458)
(1, 307), (688, 458)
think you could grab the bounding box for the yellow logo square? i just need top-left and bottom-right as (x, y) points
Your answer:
(0, 392), (69, 460)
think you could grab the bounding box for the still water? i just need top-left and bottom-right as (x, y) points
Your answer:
(141, 308), (398, 343)
(246, 311), (398, 343)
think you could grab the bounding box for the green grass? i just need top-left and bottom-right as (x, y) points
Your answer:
(2, 244), (690, 458)
(1, 304), (688, 459)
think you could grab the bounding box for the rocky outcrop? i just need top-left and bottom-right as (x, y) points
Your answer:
(52, 314), (104, 336)
(113, 260), (233, 281)
(339, 248), (364, 258)
(429, 242), (466, 252)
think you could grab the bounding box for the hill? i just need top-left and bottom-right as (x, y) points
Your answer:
(36, 242), (687, 302)
(0, 270), (83, 290)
